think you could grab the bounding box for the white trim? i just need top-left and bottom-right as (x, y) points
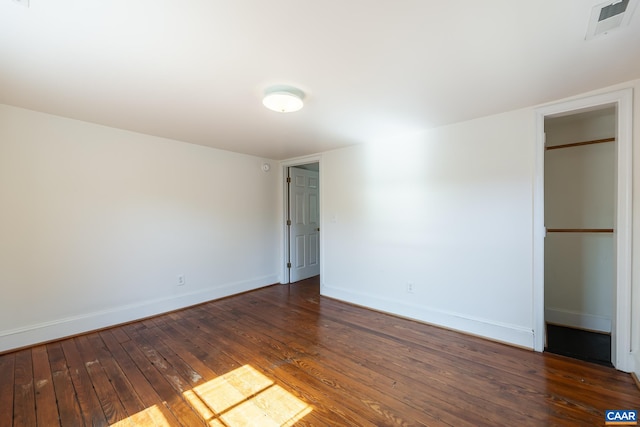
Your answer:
(0, 275), (278, 353)
(533, 88), (634, 372)
(544, 308), (611, 333)
(533, 112), (546, 351)
(323, 285), (534, 348)
(614, 88), (634, 372)
(279, 154), (323, 284)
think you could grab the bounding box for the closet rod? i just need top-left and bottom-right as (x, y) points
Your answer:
(546, 228), (614, 233)
(545, 137), (615, 151)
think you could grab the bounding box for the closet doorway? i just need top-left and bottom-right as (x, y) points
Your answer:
(543, 107), (615, 366)
(533, 88), (633, 372)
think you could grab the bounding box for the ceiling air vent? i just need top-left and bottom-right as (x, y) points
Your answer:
(586, 0), (636, 39)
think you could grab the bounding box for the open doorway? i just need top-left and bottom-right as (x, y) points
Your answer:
(281, 159), (321, 284)
(533, 88), (633, 372)
(543, 107), (616, 366)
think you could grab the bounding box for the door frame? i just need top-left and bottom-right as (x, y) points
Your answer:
(280, 154), (322, 284)
(533, 88), (633, 371)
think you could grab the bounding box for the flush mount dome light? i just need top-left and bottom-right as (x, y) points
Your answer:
(262, 85), (304, 113)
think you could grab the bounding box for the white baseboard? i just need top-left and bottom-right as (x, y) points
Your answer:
(321, 285), (534, 349)
(0, 275), (278, 353)
(545, 307), (611, 333)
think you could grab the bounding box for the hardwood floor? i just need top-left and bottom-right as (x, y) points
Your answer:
(1, 276), (638, 426)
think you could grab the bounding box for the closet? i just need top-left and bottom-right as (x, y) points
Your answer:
(543, 106), (616, 366)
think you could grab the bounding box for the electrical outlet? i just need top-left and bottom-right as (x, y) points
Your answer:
(177, 274), (185, 286)
(13, 0), (29, 8)
(406, 282), (414, 293)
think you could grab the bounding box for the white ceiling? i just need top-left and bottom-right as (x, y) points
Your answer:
(1, 0), (639, 160)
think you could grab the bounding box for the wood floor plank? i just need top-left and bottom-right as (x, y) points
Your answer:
(122, 322), (194, 396)
(146, 316), (219, 381)
(1, 276), (639, 426)
(75, 334), (129, 424)
(119, 327), (207, 426)
(60, 338), (109, 426)
(164, 311), (243, 376)
(0, 352), (15, 427)
(84, 332), (145, 419)
(31, 345), (60, 427)
(136, 317), (211, 389)
(46, 343), (83, 427)
(13, 349), (36, 427)
(99, 329), (183, 426)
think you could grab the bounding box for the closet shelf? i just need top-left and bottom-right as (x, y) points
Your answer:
(545, 137), (615, 151)
(546, 228), (614, 233)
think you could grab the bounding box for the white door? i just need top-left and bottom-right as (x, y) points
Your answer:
(288, 167), (319, 282)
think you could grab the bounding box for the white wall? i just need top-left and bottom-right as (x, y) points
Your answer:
(0, 104), (280, 352)
(322, 109), (536, 347)
(321, 79), (640, 369)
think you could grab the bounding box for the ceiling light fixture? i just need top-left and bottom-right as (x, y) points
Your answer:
(263, 85), (305, 113)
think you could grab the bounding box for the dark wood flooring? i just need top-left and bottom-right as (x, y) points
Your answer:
(1, 276), (638, 426)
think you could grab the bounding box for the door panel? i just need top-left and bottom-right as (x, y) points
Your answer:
(295, 193), (304, 224)
(309, 193), (318, 224)
(308, 234), (318, 267)
(289, 167), (320, 282)
(295, 235), (305, 268)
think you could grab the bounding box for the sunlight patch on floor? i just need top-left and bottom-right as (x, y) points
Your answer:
(187, 364), (312, 426)
(110, 404), (170, 426)
(110, 364), (311, 426)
